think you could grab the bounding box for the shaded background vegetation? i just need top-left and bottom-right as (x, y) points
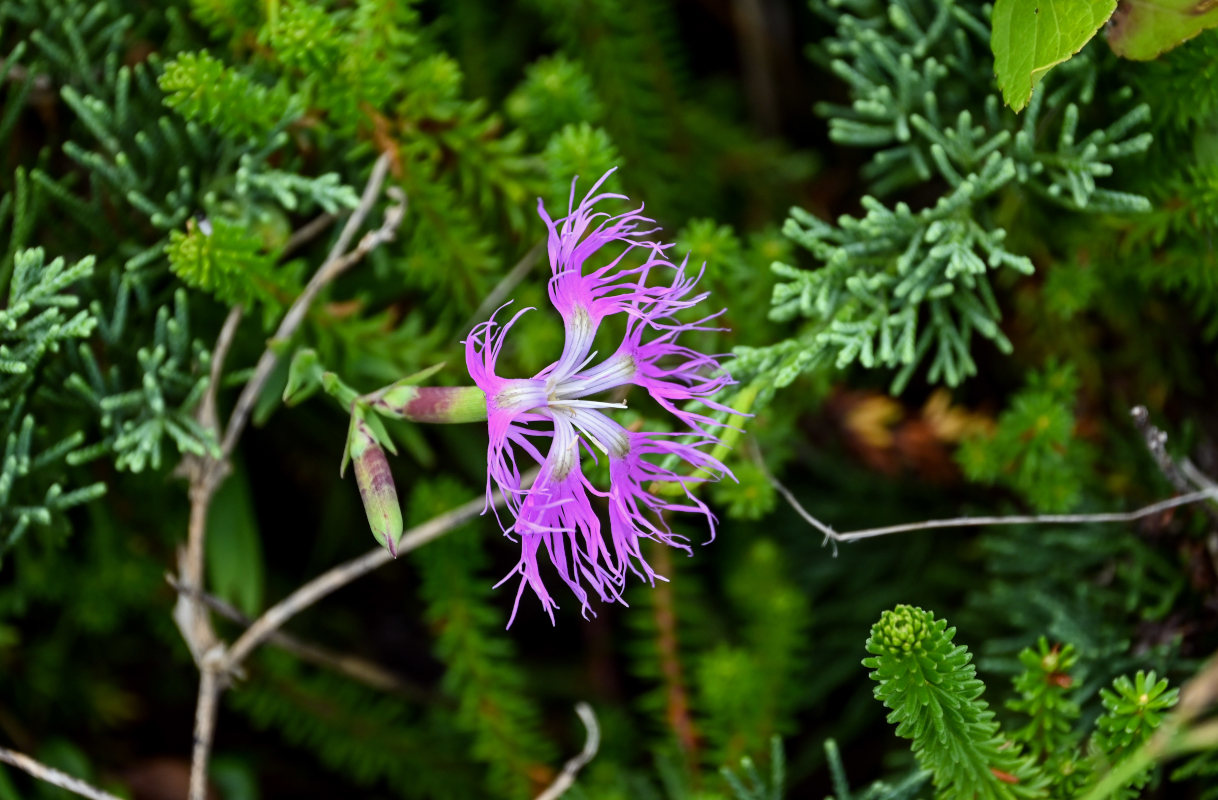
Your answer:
(1, 0), (1217, 797)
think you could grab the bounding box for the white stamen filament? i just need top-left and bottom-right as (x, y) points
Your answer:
(555, 354), (637, 400)
(552, 399), (627, 410)
(569, 408), (630, 458)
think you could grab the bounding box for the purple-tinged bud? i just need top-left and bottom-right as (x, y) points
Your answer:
(371, 384), (487, 424)
(350, 419), (403, 556)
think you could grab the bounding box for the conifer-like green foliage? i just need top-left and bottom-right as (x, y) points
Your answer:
(0, 248), (96, 388)
(696, 540), (811, 767)
(750, 0), (1153, 393)
(0, 248), (104, 550)
(166, 218), (293, 316)
(159, 50), (296, 139)
(1006, 638), (1085, 794)
(1007, 638), (1081, 761)
(868, 609), (1188, 799)
(3, 0), (1217, 796)
(65, 289), (216, 473)
(412, 479), (556, 799)
(863, 605), (1046, 799)
(956, 363), (1094, 511)
(1089, 670), (1179, 798)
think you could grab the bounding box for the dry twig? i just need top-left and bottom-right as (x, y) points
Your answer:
(181, 152), (404, 800)
(222, 485), (496, 673)
(754, 436), (1218, 548)
(0, 747), (124, 800)
(169, 578), (431, 702)
(533, 703), (600, 800)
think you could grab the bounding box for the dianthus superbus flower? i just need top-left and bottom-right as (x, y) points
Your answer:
(465, 170), (735, 625)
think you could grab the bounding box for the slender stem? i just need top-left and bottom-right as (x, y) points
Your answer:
(828, 489), (1218, 543)
(281, 212), (337, 259)
(171, 579), (432, 702)
(533, 703), (600, 800)
(222, 473), (521, 675)
(219, 152), (398, 458)
(0, 747), (123, 800)
(183, 153), (404, 800)
(756, 439), (1218, 546)
(188, 662), (222, 800)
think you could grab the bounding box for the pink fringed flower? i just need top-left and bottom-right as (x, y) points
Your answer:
(465, 170), (734, 625)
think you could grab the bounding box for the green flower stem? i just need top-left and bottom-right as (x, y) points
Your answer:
(651, 379), (761, 498)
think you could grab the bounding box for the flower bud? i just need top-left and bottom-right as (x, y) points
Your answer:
(350, 419), (403, 556)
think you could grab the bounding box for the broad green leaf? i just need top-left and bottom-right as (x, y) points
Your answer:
(206, 458), (265, 617)
(992, 0), (1118, 111)
(1106, 0), (1218, 60)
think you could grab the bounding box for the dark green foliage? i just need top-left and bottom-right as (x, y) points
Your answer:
(755, 0), (1152, 393)
(720, 736), (784, 800)
(863, 605), (1046, 799)
(968, 521), (1186, 679)
(1007, 638), (1081, 761)
(229, 650), (478, 800)
(823, 738), (930, 800)
(411, 478), (556, 799)
(506, 54), (604, 143)
(696, 540), (811, 767)
(957, 363), (1095, 511)
(1088, 670), (1179, 798)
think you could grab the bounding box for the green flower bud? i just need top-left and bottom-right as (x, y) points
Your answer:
(350, 419), (403, 556)
(872, 604), (933, 656)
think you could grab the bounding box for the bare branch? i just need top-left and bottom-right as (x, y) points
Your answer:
(533, 703), (600, 800)
(0, 746), (124, 800)
(827, 489), (1218, 543)
(188, 656), (223, 800)
(220, 153), (401, 458)
(281, 212), (337, 259)
(169, 577), (431, 702)
(182, 153), (405, 800)
(223, 479), (506, 673)
(198, 305), (245, 434)
(463, 240), (544, 333)
(1131, 406), (1218, 553)
(754, 437), (1218, 546)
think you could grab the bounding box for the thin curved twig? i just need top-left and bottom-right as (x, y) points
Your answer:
(0, 747), (124, 800)
(533, 703), (601, 800)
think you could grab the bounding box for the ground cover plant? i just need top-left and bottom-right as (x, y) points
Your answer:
(2, 0), (1218, 798)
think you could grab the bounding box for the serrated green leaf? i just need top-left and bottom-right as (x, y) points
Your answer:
(992, 0), (1118, 111)
(1106, 0), (1218, 60)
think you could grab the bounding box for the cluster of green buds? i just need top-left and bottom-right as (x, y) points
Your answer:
(869, 604), (936, 656)
(285, 350), (487, 555)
